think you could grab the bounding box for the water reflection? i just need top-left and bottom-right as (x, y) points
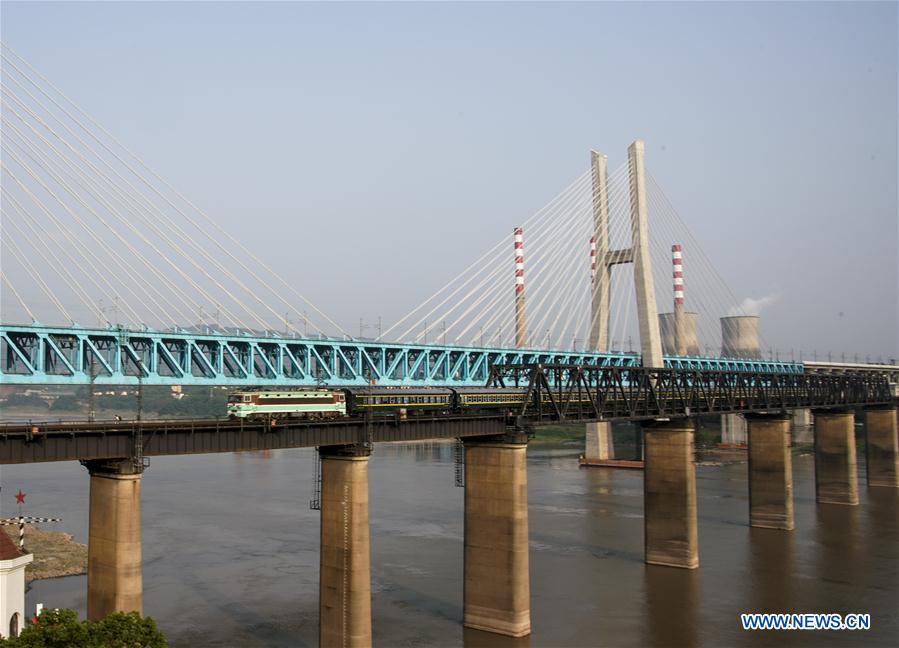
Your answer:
(745, 527), (796, 613)
(6, 444), (895, 647)
(643, 566), (700, 648)
(862, 488), (899, 642)
(377, 441), (455, 462)
(464, 626), (531, 648)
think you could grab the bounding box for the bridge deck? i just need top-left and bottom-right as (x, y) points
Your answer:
(3, 363), (894, 465)
(0, 414), (509, 464)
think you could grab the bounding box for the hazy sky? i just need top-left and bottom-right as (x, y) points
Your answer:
(2, 1), (897, 358)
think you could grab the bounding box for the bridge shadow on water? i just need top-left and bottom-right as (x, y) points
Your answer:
(168, 567), (317, 648)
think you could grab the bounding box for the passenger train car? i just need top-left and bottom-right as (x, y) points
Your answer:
(226, 387), (527, 420)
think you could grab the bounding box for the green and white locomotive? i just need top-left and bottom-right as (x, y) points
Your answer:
(227, 389), (346, 419)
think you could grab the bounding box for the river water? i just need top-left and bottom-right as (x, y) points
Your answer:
(3, 439), (897, 647)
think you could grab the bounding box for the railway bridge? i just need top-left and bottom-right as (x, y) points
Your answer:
(1, 50), (897, 645)
(2, 365), (896, 644)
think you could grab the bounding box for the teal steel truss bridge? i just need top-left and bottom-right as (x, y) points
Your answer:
(0, 324), (803, 387)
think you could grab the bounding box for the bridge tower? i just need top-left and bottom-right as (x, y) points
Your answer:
(587, 141), (663, 365)
(589, 151), (611, 352)
(628, 139), (664, 368)
(584, 141), (664, 465)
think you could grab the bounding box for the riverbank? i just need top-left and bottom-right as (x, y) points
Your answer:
(2, 524), (87, 584)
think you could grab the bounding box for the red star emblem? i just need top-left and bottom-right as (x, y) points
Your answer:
(15, 489), (26, 504)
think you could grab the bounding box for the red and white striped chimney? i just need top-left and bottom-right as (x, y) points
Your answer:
(589, 236), (596, 283)
(672, 244), (684, 307)
(515, 227), (526, 347)
(515, 227), (524, 295)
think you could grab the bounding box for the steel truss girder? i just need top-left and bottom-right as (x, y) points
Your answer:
(1, 324), (803, 387)
(488, 363), (894, 422)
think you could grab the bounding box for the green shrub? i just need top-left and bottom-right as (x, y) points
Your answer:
(1, 609), (165, 647)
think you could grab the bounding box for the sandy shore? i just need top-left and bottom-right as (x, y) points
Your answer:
(3, 524), (87, 583)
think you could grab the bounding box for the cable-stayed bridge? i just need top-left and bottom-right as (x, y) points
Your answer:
(0, 45), (872, 388)
(2, 43), (897, 648)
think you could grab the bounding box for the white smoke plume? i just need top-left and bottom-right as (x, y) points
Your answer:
(728, 294), (780, 317)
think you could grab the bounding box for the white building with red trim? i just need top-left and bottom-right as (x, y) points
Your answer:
(0, 530), (32, 638)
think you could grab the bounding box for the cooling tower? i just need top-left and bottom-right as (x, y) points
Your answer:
(658, 312), (700, 356)
(720, 316), (761, 358)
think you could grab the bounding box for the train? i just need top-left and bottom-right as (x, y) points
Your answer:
(226, 387), (527, 419)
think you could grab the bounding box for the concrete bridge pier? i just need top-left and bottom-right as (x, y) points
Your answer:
(864, 406), (899, 487)
(746, 413), (794, 530)
(318, 444), (372, 648)
(720, 413), (747, 446)
(790, 408), (813, 444)
(584, 421), (614, 461)
(643, 419), (698, 569)
(463, 433), (531, 637)
(83, 459), (143, 621)
(813, 409), (859, 505)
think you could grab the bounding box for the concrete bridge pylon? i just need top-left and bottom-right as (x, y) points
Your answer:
(584, 140), (664, 465)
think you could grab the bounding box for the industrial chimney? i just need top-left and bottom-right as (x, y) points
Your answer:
(657, 244), (699, 355)
(514, 227), (526, 347)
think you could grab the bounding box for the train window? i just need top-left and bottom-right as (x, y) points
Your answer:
(243, 396), (251, 403)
